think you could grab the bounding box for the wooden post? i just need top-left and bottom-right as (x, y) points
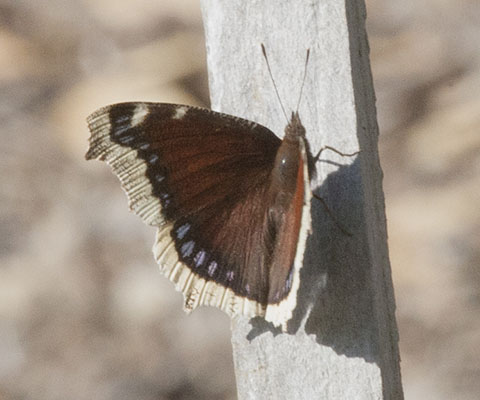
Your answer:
(200, 1), (403, 399)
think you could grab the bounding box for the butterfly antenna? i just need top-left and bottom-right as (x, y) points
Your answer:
(295, 49), (310, 113)
(261, 44), (289, 123)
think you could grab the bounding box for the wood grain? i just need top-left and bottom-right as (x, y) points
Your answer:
(201, 0), (404, 399)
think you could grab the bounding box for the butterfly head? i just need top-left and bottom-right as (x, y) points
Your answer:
(285, 111), (306, 140)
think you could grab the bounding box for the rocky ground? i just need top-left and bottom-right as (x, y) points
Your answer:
(1, 1), (479, 399)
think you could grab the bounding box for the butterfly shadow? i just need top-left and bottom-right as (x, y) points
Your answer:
(302, 156), (379, 362)
(248, 156), (379, 364)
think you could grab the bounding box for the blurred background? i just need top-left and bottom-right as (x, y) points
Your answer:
(1, 0), (479, 399)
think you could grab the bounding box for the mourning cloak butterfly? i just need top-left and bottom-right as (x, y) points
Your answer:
(86, 51), (314, 329)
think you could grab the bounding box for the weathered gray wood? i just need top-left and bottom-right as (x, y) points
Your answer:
(200, 1), (403, 399)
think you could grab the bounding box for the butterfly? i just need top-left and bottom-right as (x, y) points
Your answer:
(85, 47), (351, 329)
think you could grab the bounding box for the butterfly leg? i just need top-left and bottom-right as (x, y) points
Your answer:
(313, 145), (360, 164)
(312, 193), (353, 236)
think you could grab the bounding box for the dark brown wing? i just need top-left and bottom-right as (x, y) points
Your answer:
(264, 142), (311, 326)
(86, 102), (284, 318)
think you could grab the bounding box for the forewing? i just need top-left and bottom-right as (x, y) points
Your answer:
(264, 140), (311, 327)
(86, 102), (281, 318)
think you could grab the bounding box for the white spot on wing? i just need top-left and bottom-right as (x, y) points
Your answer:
(148, 154), (159, 164)
(176, 223), (190, 239)
(152, 227), (267, 326)
(118, 135), (135, 144)
(86, 105), (165, 227)
(207, 261), (217, 276)
(173, 106), (188, 120)
(181, 241), (195, 258)
(194, 250), (206, 267)
(131, 103), (149, 127)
